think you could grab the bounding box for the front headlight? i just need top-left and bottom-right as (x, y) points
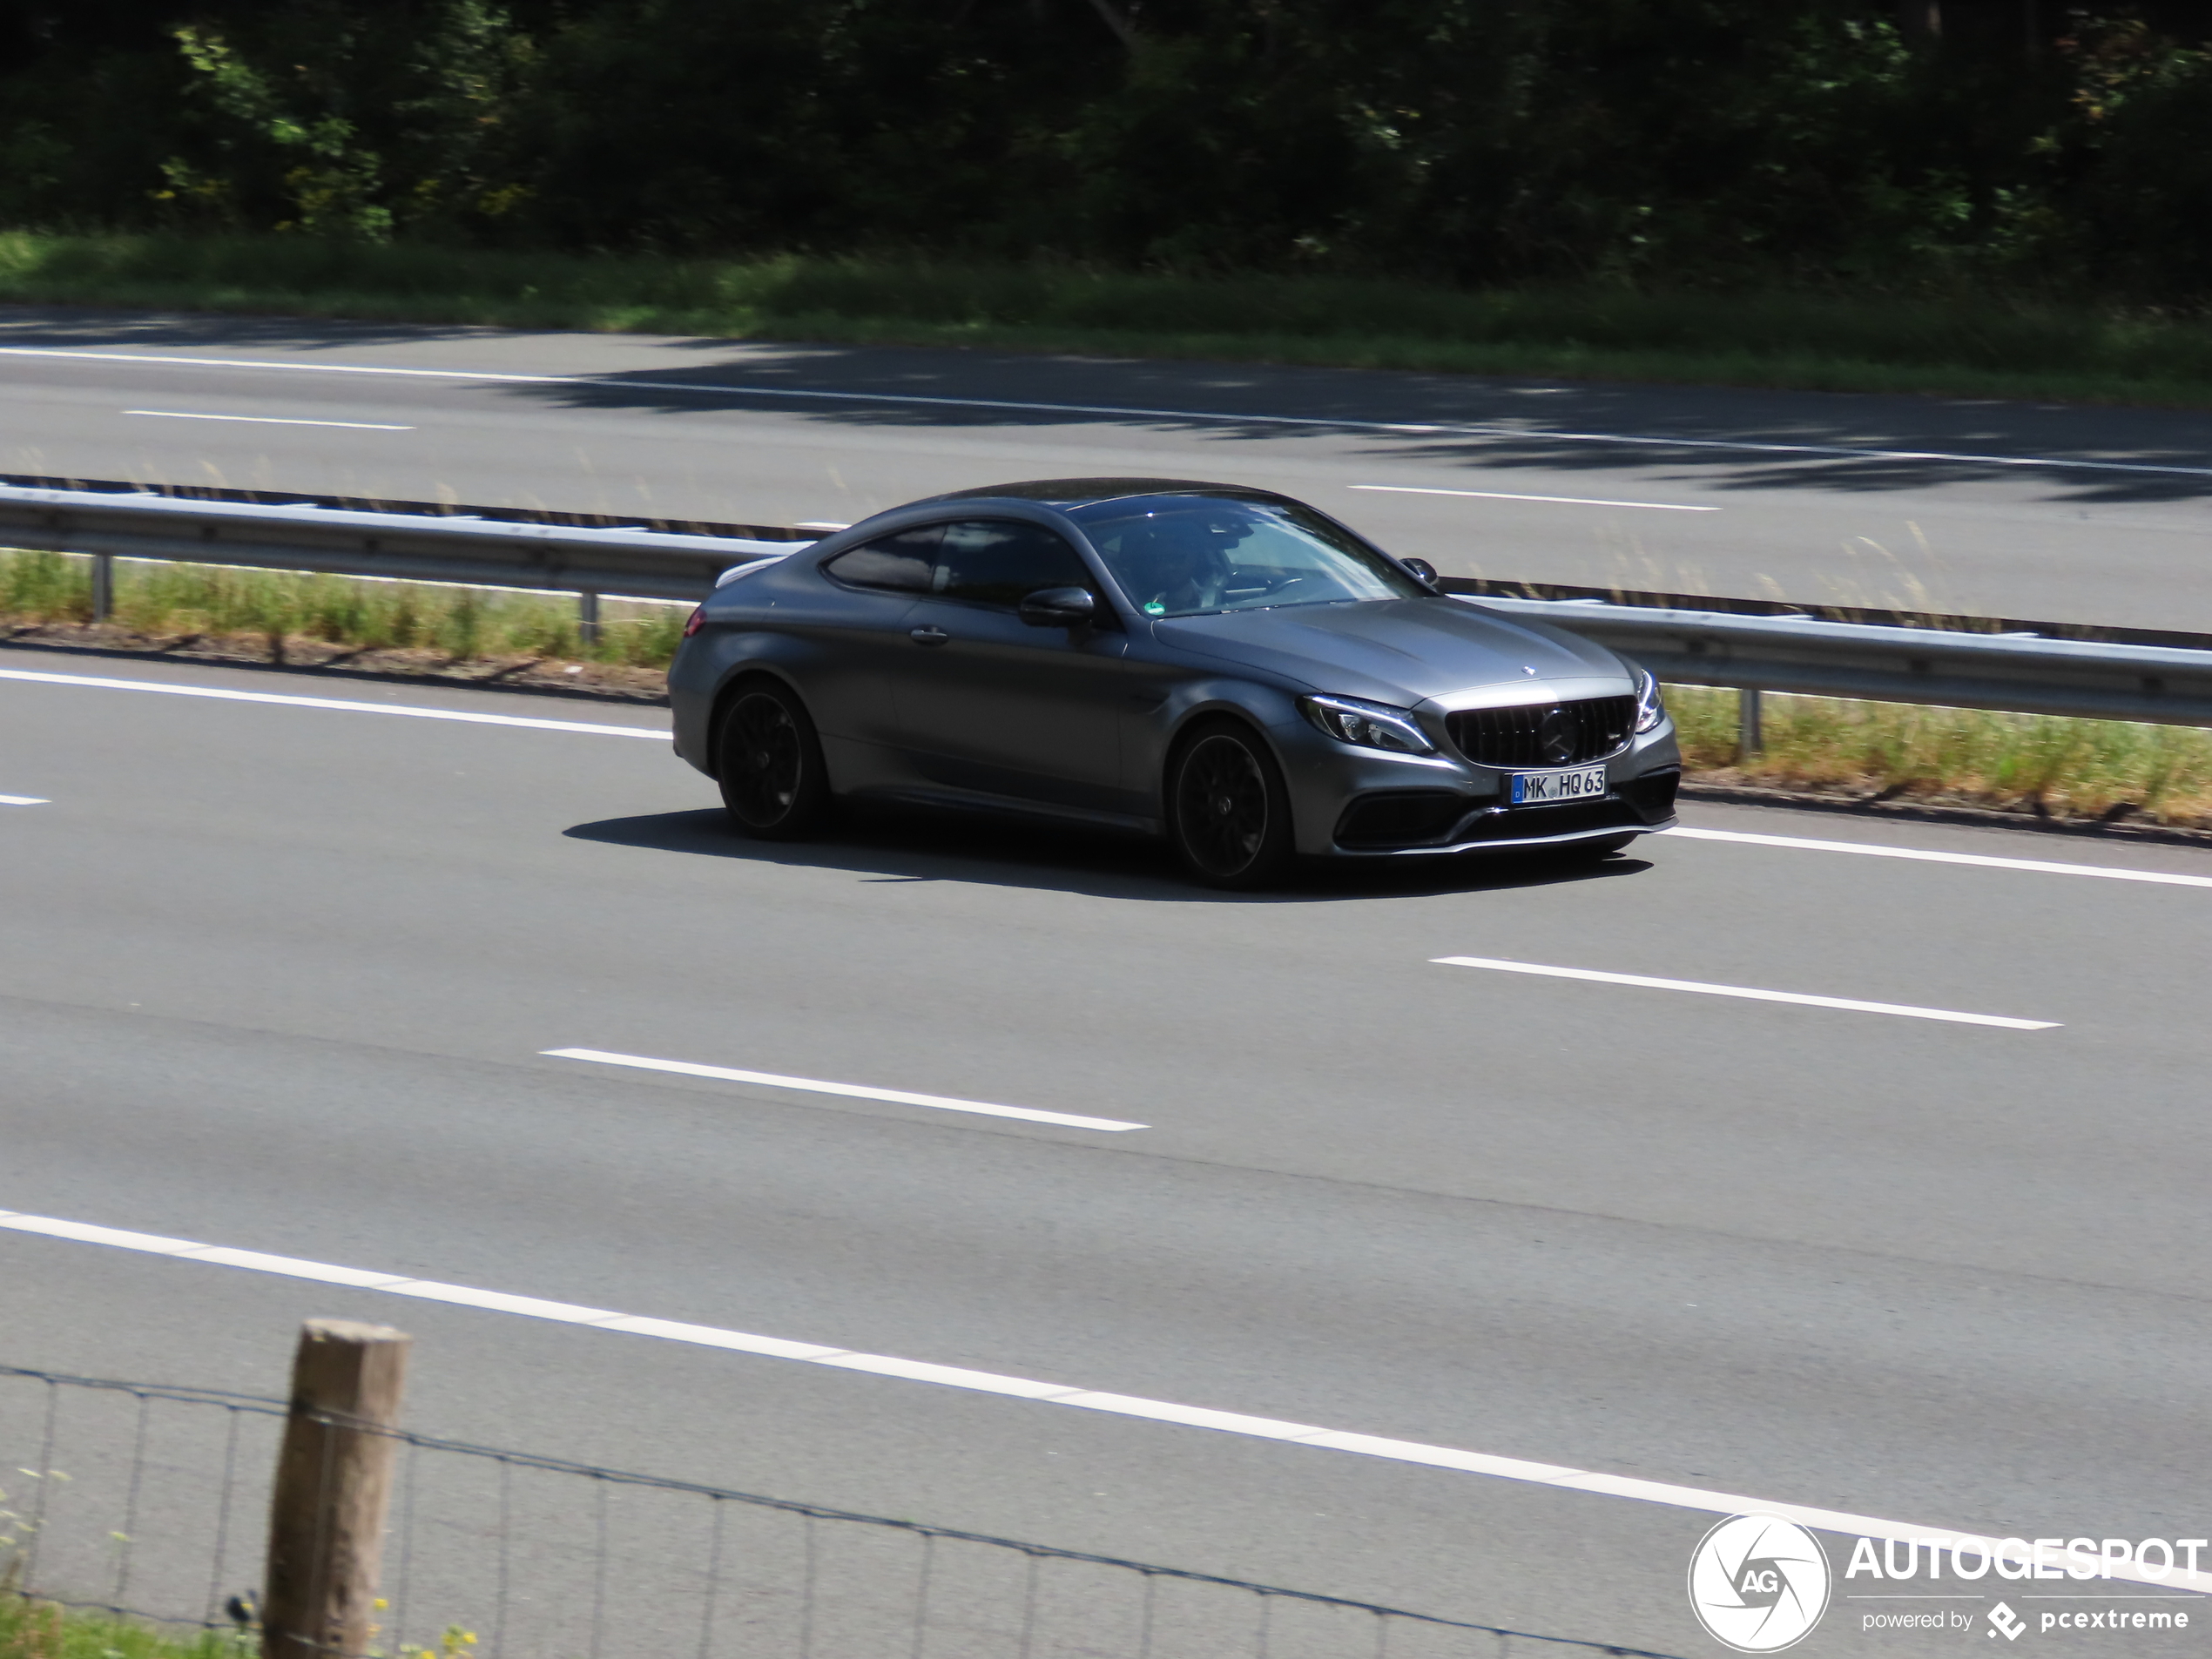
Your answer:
(1633, 667), (1665, 733)
(1298, 693), (1436, 755)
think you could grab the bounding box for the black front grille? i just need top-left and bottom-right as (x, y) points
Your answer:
(1447, 695), (1636, 769)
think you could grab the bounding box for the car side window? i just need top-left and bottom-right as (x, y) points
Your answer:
(929, 519), (1096, 608)
(821, 524), (941, 594)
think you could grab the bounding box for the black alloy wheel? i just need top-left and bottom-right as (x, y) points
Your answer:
(1169, 724), (1295, 888)
(714, 682), (831, 840)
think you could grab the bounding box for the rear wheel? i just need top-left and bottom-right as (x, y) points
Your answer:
(714, 681), (831, 840)
(1167, 722), (1296, 888)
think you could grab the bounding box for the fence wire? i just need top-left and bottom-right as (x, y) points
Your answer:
(0, 1363), (1682, 1659)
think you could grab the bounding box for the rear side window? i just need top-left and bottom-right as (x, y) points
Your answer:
(930, 519), (1095, 608)
(822, 524), (941, 593)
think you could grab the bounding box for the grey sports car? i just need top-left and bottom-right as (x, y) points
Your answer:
(668, 478), (1681, 887)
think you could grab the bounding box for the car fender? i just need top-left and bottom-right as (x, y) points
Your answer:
(688, 634), (832, 778)
(1143, 678), (1304, 808)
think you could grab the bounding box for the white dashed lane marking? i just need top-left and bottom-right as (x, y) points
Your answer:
(123, 409), (415, 431)
(544, 1048), (1149, 1132)
(1432, 956), (2060, 1030)
(1349, 483), (1717, 511)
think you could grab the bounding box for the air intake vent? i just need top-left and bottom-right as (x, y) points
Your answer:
(1447, 695), (1636, 769)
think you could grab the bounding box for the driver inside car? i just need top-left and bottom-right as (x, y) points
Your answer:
(1096, 512), (1251, 616)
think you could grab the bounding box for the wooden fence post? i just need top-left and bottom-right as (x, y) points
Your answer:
(262, 1319), (412, 1659)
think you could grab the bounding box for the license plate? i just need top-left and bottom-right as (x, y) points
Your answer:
(1510, 764), (1607, 806)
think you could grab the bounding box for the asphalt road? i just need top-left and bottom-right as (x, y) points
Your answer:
(7, 307), (2212, 631)
(5, 648), (2212, 1654)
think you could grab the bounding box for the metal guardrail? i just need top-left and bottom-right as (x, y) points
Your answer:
(1466, 596), (2212, 730)
(1435, 572), (2212, 653)
(0, 478), (807, 644)
(5, 475), (2211, 733)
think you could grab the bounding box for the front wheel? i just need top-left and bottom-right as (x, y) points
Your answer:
(713, 681), (832, 840)
(1167, 723), (1296, 889)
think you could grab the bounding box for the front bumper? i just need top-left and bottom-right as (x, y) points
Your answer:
(1275, 714), (1683, 858)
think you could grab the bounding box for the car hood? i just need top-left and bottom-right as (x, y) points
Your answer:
(1150, 598), (1629, 704)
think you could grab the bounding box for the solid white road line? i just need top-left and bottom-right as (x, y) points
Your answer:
(123, 409), (415, 431)
(1349, 483), (1718, 512)
(1432, 956), (2059, 1029)
(0, 667), (666, 738)
(0, 1204), (2198, 1595)
(5, 344), (2209, 482)
(10, 662), (2200, 905)
(1670, 825), (2212, 890)
(544, 1048), (1149, 1132)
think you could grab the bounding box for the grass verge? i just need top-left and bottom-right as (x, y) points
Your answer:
(1667, 685), (2212, 826)
(0, 1599), (474, 1659)
(0, 1598), (246, 1659)
(0, 550), (685, 671)
(9, 550), (2210, 830)
(10, 232), (2212, 407)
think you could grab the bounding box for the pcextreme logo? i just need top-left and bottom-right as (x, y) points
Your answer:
(1688, 1514), (1834, 1652)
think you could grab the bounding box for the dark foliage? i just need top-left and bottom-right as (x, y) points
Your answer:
(6, 0), (2212, 296)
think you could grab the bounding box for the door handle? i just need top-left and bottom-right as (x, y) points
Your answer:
(909, 625), (949, 646)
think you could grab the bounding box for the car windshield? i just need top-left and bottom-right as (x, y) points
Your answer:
(1072, 496), (1426, 618)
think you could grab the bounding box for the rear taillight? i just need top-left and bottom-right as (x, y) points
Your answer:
(682, 605), (706, 637)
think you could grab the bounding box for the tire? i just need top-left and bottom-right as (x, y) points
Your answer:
(713, 680), (832, 840)
(1167, 721), (1297, 888)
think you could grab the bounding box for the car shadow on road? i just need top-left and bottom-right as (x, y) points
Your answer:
(563, 806), (1654, 902)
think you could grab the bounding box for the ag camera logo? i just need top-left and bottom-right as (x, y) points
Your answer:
(1688, 1514), (1832, 1652)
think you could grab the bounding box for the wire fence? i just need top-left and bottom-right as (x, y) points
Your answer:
(0, 1363), (1682, 1659)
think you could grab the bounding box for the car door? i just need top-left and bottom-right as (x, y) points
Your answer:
(798, 523), (941, 782)
(891, 517), (1135, 817)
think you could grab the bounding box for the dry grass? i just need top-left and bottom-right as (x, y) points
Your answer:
(0, 551), (685, 670)
(1667, 684), (2212, 826)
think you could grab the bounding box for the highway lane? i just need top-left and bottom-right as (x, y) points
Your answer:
(7, 307), (2212, 631)
(5, 650), (2212, 1653)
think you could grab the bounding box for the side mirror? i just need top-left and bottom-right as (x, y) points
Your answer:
(1018, 586), (1096, 628)
(1400, 556), (1441, 589)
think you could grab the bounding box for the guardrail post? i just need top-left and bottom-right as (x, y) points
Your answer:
(1738, 687), (1764, 758)
(577, 590), (601, 652)
(90, 554), (114, 624)
(262, 1319), (412, 1659)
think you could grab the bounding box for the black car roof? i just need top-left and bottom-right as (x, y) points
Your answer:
(927, 477), (1285, 509)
